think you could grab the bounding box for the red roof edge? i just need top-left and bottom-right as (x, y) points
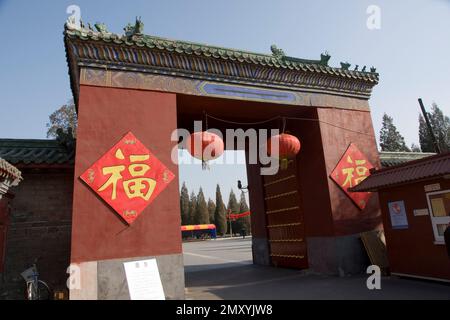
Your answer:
(349, 151), (450, 192)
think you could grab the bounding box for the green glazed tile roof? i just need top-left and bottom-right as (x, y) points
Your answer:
(64, 25), (379, 83)
(0, 139), (75, 166)
(379, 151), (435, 167)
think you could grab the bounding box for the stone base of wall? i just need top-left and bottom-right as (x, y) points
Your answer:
(306, 234), (371, 276)
(70, 253), (185, 300)
(252, 237), (270, 266)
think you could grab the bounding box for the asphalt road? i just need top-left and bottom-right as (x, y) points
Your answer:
(182, 237), (450, 300)
(183, 237), (253, 273)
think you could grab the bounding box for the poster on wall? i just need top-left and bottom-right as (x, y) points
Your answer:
(388, 201), (409, 229)
(124, 259), (165, 300)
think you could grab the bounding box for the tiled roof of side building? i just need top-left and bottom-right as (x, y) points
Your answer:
(351, 152), (450, 192)
(0, 139), (75, 166)
(378, 151), (436, 167)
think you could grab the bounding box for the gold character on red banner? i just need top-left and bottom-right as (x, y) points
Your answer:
(341, 156), (370, 188)
(98, 149), (156, 201)
(330, 143), (374, 210)
(80, 132), (175, 224)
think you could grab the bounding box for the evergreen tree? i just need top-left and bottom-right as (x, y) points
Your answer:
(227, 190), (241, 235)
(419, 103), (450, 152)
(214, 185), (227, 235)
(379, 113), (410, 152)
(239, 192), (251, 233)
(188, 191), (197, 225)
(179, 182), (190, 225)
(207, 198), (216, 224)
(195, 188), (209, 224)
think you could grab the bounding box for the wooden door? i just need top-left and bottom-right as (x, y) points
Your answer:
(262, 159), (308, 269)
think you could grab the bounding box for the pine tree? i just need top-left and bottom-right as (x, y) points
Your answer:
(227, 190), (241, 235)
(195, 188), (209, 224)
(188, 191), (197, 225)
(214, 185), (227, 235)
(419, 103), (450, 152)
(379, 113), (410, 152)
(179, 182), (190, 225)
(239, 192), (251, 233)
(207, 198), (216, 224)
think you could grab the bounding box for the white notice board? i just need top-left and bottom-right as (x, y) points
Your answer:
(124, 259), (165, 300)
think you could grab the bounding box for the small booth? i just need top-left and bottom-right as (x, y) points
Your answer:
(351, 152), (450, 281)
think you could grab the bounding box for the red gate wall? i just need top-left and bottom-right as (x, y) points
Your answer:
(71, 85), (182, 263)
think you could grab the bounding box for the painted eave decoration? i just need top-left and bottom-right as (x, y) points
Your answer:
(80, 132), (175, 224)
(330, 143), (374, 210)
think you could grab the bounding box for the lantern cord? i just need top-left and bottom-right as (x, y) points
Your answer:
(205, 113), (375, 137)
(206, 113), (281, 126)
(204, 110), (209, 131)
(285, 117), (375, 137)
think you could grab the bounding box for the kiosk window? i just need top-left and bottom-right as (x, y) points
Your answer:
(427, 190), (450, 243)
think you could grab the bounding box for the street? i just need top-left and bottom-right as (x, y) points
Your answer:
(183, 237), (450, 300)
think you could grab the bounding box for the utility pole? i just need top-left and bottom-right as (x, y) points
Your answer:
(228, 209), (233, 238)
(418, 98), (441, 154)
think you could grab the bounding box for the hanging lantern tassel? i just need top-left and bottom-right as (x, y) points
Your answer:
(267, 133), (301, 170)
(187, 131), (224, 169)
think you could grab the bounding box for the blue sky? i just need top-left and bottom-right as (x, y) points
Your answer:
(0, 0), (449, 202)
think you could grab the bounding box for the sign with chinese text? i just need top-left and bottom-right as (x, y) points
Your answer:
(330, 143), (374, 210)
(80, 132), (175, 224)
(124, 259), (165, 300)
(388, 200), (408, 229)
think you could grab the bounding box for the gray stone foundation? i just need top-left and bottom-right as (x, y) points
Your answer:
(306, 234), (370, 276)
(70, 253), (185, 300)
(252, 237), (271, 266)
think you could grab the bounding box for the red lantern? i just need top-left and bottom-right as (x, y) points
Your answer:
(266, 133), (301, 170)
(186, 131), (224, 162)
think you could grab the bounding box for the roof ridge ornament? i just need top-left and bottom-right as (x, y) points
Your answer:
(271, 45), (330, 66)
(340, 62), (351, 70)
(270, 45), (285, 60)
(124, 16), (144, 38)
(94, 22), (109, 34)
(320, 51), (331, 66)
(341, 62), (377, 73)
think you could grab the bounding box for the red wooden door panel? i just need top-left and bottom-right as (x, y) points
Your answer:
(262, 159), (308, 269)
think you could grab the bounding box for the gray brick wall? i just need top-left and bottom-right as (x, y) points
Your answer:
(0, 168), (73, 299)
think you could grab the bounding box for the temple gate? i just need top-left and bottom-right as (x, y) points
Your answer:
(64, 18), (381, 299)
